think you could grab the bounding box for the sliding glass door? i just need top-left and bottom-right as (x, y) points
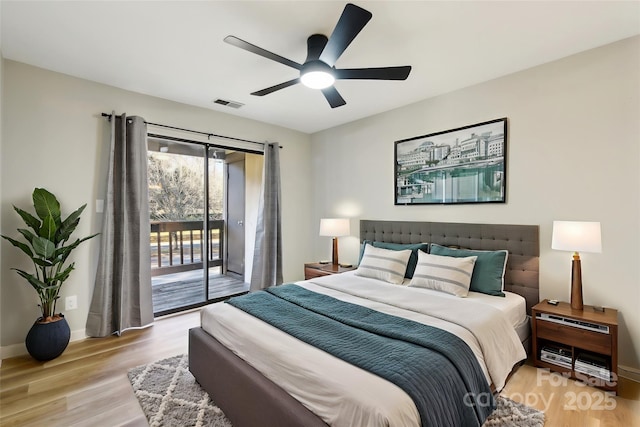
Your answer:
(148, 138), (248, 316)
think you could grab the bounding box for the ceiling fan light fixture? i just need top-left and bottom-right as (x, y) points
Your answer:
(300, 60), (335, 89)
(301, 71), (335, 89)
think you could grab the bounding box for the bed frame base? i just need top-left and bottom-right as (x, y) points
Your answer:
(189, 327), (328, 427)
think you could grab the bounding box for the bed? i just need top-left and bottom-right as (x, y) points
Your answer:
(189, 220), (540, 427)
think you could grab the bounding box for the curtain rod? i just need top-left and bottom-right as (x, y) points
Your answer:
(147, 133), (264, 156)
(100, 112), (273, 147)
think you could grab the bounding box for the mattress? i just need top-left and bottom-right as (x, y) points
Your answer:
(515, 316), (532, 343)
(201, 273), (527, 427)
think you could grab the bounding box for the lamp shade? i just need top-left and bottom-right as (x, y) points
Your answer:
(319, 218), (350, 237)
(552, 221), (602, 253)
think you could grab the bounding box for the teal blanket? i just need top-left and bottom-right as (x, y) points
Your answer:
(227, 284), (495, 427)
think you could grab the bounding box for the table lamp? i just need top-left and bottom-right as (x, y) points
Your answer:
(551, 221), (602, 310)
(319, 218), (350, 266)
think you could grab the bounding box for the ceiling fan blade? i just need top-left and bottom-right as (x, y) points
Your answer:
(319, 3), (372, 66)
(251, 78), (301, 96)
(224, 35), (302, 70)
(334, 66), (412, 80)
(321, 86), (347, 108)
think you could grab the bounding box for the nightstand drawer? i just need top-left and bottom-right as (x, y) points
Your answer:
(304, 267), (331, 280)
(536, 319), (611, 355)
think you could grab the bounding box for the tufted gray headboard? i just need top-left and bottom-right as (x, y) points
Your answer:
(360, 220), (540, 314)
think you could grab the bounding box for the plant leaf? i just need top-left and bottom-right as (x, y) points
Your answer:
(13, 269), (49, 292)
(1, 235), (34, 258)
(53, 245), (72, 261)
(39, 214), (58, 241)
(56, 218), (79, 246)
(54, 233), (100, 263)
(78, 233), (100, 245)
(52, 263), (75, 284)
(13, 206), (41, 234)
(56, 204), (86, 243)
(32, 188), (61, 223)
(33, 258), (55, 267)
(17, 228), (37, 246)
(32, 236), (55, 259)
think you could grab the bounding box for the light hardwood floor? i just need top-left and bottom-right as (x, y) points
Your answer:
(1, 310), (638, 427)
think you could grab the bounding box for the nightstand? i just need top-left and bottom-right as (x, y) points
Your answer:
(532, 299), (618, 393)
(304, 262), (356, 280)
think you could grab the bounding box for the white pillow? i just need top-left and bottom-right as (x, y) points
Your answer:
(409, 251), (478, 297)
(355, 244), (411, 285)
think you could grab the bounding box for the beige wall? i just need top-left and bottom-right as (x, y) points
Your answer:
(310, 36), (640, 372)
(0, 61), (313, 353)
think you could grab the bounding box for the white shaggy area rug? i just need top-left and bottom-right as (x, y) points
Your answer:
(128, 354), (545, 427)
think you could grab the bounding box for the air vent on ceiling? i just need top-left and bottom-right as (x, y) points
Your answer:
(213, 98), (244, 109)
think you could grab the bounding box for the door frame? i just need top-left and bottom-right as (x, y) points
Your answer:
(147, 135), (256, 317)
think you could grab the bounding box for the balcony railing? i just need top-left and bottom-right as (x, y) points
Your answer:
(150, 220), (224, 277)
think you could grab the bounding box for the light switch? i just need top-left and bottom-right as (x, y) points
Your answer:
(96, 199), (104, 213)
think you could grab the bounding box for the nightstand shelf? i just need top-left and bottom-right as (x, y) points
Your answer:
(304, 263), (356, 280)
(532, 299), (618, 394)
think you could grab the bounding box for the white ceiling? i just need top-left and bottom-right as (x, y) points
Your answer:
(2, 1), (639, 134)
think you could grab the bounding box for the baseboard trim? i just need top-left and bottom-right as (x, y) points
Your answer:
(1, 328), (87, 361)
(70, 328), (87, 342)
(619, 365), (640, 383)
(0, 342), (27, 361)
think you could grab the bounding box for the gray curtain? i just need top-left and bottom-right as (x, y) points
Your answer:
(86, 113), (154, 337)
(250, 142), (283, 291)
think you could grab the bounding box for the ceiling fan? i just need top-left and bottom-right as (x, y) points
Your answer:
(224, 3), (412, 108)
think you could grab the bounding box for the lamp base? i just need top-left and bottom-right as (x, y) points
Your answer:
(570, 255), (583, 311)
(332, 237), (339, 266)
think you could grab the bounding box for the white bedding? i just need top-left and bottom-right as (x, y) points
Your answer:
(201, 272), (527, 427)
(405, 285), (527, 329)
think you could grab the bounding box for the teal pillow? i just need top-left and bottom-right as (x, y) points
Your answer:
(429, 243), (508, 297)
(359, 240), (429, 279)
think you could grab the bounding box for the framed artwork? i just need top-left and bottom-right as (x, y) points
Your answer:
(394, 118), (507, 205)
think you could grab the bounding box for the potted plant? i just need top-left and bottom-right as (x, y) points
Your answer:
(1, 188), (97, 361)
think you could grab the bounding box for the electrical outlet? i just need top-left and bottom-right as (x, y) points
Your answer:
(65, 295), (78, 311)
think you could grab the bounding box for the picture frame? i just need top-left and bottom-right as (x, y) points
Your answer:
(395, 118), (507, 205)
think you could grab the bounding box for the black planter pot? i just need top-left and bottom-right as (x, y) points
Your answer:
(25, 314), (71, 361)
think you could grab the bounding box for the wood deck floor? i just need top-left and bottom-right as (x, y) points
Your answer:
(152, 270), (248, 314)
